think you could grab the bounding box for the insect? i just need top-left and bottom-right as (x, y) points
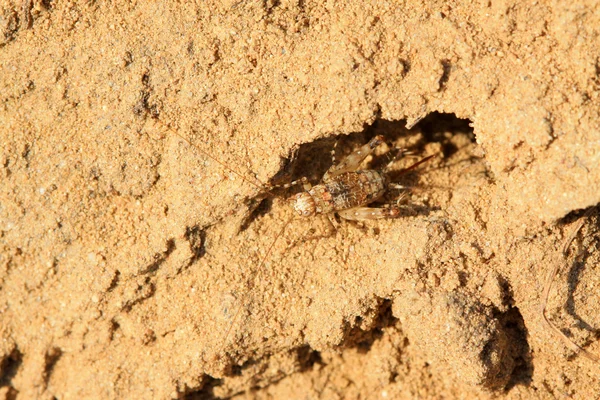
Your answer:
(148, 117), (434, 361)
(291, 134), (434, 224)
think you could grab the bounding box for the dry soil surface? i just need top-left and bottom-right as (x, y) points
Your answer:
(1, 1), (600, 399)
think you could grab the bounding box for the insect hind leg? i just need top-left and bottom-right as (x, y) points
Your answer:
(323, 135), (386, 181)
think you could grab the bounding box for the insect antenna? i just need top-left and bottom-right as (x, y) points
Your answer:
(148, 117), (276, 197)
(398, 154), (437, 175)
(541, 206), (599, 362)
(146, 117), (304, 365)
(385, 153), (437, 192)
(218, 215), (295, 362)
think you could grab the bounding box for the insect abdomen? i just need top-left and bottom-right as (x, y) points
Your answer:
(309, 170), (386, 214)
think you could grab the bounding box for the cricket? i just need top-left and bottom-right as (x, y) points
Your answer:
(148, 115), (599, 373)
(147, 116), (436, 360)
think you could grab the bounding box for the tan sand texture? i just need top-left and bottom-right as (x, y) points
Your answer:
(1, 1), (600, 399)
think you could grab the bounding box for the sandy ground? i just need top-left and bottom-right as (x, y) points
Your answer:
(1, 1), (600, 399)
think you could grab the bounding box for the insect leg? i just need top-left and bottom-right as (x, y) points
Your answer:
(330, 137), (340, 166)
(383, 148), (411, 173)
(324, 135), (386, 181)
(327, 213), (340, 230)
(266, 176), (311, 192)
(337, 206), (401, 221)
(389, 183), (408, 190)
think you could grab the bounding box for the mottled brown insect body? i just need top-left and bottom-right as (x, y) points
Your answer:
(291, 135), (427, 222)
(313, 170), (388, 214)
